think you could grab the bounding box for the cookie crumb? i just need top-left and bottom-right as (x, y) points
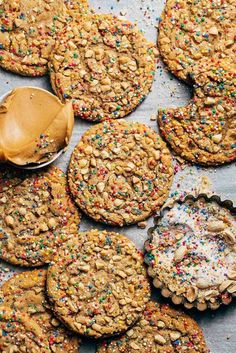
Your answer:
(120, 9), (127, 16)
(138, 221), (147, 229)
(150, 114), (157, 121)
(194, 175), (213, 196)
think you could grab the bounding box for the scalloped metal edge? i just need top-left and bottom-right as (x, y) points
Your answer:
(144, 193), (236, 311)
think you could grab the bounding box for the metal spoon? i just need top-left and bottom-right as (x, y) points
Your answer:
(7, 149), (64, 170)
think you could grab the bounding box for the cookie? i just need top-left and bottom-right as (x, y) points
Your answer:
(1, 270), (81, 351)
(0, 269), (80, 353)
(47, 229), (151, 338)
(0, 165), (81, 267)
(0, 306), (50, 352)
(158, 61), (236, 165)
(145, 195), (236, 311)
(97, 301), (209, 353)
(0, 167), (26, 192)
(49, 14), (158, 121)
(0, 0), (68, 76)
(158, 0), (236, 81)
(68, 120), (173, 226)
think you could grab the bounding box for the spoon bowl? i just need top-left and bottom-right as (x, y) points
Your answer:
(7, 149), (64, 170)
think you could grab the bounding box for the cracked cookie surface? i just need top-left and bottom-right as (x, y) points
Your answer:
(0, 165), (80, 267)
(47, 229), (151, 338)
(49, 14), (158, 121)
(0, 167), (27, 192)
(0, 269), (80, 353)
(0, 0), (68, 76)
(68, 120), (173, 226)
(97, 301), (209, 353)
(158, 0), (236, 81)
(158, 62), (236, 165)
(64, 0), (90, 15)
(145, 197), (236, 311)
(0, 306), (50, 352)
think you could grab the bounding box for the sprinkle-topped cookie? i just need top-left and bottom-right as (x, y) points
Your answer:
(68, 120), (173, 226)
(145, 196), (236, 310)
(158, 61), (236, 165)
(0, 269), (80, 353)
(0, 166), (81, 267)
(0, 306), (50, 352)
(158, 0), (236, 81)
(0, 0), (68, 76)
(0, 167), (26, 192)
(97, 301), (209, 353)
(49, 14), (158, 121)
(47, 229), (151, 338)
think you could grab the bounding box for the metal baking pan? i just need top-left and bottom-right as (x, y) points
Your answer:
(145, 193), (236, 309)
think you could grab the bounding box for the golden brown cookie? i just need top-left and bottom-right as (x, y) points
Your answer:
(0, 306), (50, 352)
(0, 166), (25, 192)
(0, 269), (80, 353)
(145, 195), (236, 311)
(47, 229), (151, 338)
(0, 0), (68, 76)
(158, 0), (236, 81)
(158, 61), (236, 165)
(0, 165), (80, 267)
(68, 120), (173, 226)
(97, 301), (209, 353)
(49, 14), (158, 121)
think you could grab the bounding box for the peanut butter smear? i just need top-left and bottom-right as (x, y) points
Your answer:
(0, 87), (74, 166)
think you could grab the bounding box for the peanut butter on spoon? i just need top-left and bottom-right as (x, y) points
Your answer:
(0, 87), (74, 167)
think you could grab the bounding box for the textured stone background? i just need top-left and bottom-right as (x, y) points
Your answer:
(0, 0), (235, 352)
